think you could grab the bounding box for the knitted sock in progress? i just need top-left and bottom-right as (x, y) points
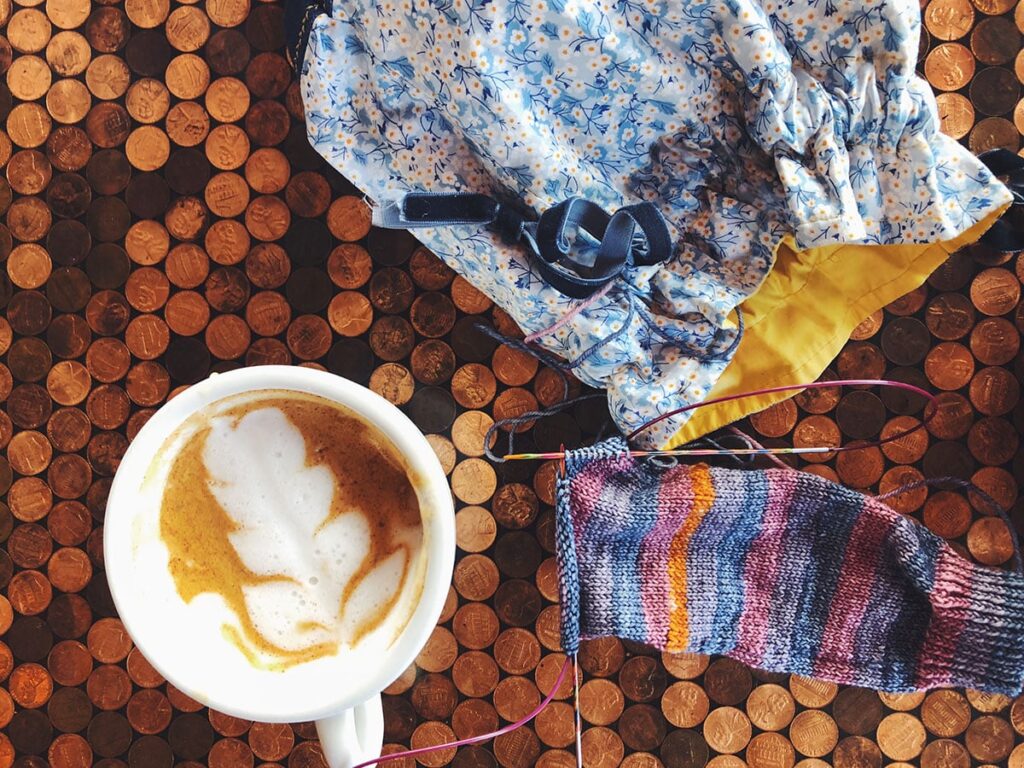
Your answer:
(556, 439), (1024, 694)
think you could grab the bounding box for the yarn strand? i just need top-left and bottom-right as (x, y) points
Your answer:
(351, 655), (574, 768)
(876, 476), (1023, 574)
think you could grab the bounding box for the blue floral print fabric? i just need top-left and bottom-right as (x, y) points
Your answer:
(297, 0), (1011, 447)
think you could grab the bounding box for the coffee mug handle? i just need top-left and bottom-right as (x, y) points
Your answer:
(316, 693), (384, 768)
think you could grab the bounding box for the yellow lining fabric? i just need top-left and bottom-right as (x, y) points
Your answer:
(664, 206), (1009, 450)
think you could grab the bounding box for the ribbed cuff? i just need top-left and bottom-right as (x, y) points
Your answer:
(916, 550), (1024, 695)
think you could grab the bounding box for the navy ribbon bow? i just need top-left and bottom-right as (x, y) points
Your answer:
(374, 193), (672, 299)
(979, 149), (1024, 253)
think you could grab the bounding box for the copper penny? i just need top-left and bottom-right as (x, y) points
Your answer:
(9, 55), (53, 102)
(926, 392), (973, 440)
(46, 127), (92, 173)
(10, 663), (52, 708)
(969, 466), (1017, 511)
(452, 276), (493, 314)
(452, 553), (499, 601)
(123, 0), (169, 27)
(368, 363), (415, 406)
(369, 315), (415, 362)
(876, 713), (927, 761)
(661, 681), (710, 729)
(8, 569), (52, 614)
(7, 431), (52, 476)
(249, 722), (294, 762)
(326, 196), (372, 242)
(746, 732), (795, 768)
(9, 103), (53, 148)
(125, 79), (170, 124)
(971, 16), (1021, 65)
(8, 8), (51, 53)
(833, 687), (883, 735)
(202, 221), (248, 269)
(245, 194), (290, 241)
(926, 292), (975, 340)
(971, 316), (1019, 364)
(925, 0), (975, 40)
(86, 55), (130, 100)
(48, 499), (91, 546)
(925, 43), (976, 90)
(47, 640), (92, 687)
(327, 291), (373, 337)
(969, 116), (1020, 152)
(935, 92), (975, 138)
(454, 507), (497, 554)
(922, 690), (971, 737)
(48, 454), (92, 500)
(202, 172), (248, 219)
(965, 715), (1014, 762)
(205, 124), (249, 171)
(967, 516), (1015, 564)
(411, 292), (456, 338)
(410, 247), (455, 290)
(971, 66), (1020, 116)
(125, 125), (170, 171)
(968, 415), (1018, 464)
(407, 626), (454, 676)
(9, 477), (53, 522)
(492, 387), (539, 433)
(246, 243), (289, 289)
(6, 152), (51, 197)
(124, 314), (171, 360)
(205, 76), (250, 123)
(972, 267), (1020, 316)
(702, 706), (751, 755)
(7, 197), (52, 242)
(924, 342), (975, 390)
(411, 339), (456, 386)
(244, 291), (290, 337)
(165, 5), (209, 51)
(244, 147), (289, 193)
(165, 101), (210, 148)
(789, 710), (839, 758)
(452, 411), (496, 458)
(46, 31), (90, 77)
(878, 466), (927, 514)
(969, 365), (1019, 415)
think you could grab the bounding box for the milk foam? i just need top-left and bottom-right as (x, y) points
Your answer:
(199, 405), (417, 656)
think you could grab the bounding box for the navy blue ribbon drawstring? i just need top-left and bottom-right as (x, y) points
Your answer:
(979, 149), (1024, 253)
(374, 193), (672, 299)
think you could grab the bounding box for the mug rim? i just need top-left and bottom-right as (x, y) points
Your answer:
(104, 366), (455, 722)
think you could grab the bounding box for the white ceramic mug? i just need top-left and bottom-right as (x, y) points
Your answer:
(105, 366), (455, 767)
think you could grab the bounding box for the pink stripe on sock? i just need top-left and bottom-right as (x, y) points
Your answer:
(812, 505), (894, 682)
(913, 549), (974, 689)
(734, 471), (799, 666)
(569, 455), (628, 547)
(639, 464), (693, 647)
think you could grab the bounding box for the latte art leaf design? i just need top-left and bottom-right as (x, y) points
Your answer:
(159, 393), (424, 670)
(207, 408), (408, 653)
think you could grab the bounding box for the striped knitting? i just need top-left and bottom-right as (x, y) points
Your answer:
(556, 438), (1024, 694)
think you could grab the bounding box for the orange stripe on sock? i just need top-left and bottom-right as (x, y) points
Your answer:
(666, 464), (715, 651)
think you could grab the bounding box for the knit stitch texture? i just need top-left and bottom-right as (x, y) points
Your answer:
(556, 438), (1024, 694)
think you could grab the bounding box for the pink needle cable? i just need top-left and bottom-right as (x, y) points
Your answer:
(352, 654), (575, 768)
